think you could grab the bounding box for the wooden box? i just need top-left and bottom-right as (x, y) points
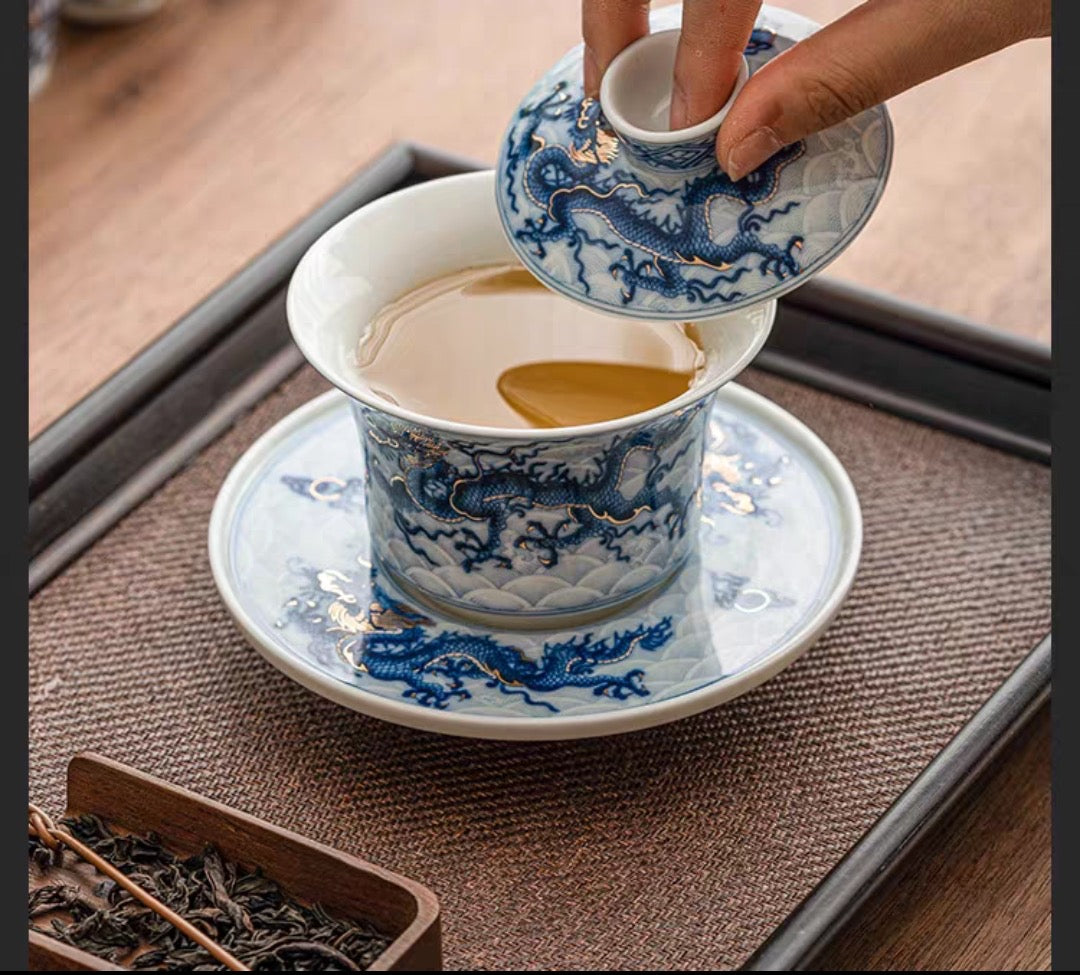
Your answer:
(29, 753), (441, 971)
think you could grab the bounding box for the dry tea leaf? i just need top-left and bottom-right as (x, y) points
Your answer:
(29, 815), (390, 971)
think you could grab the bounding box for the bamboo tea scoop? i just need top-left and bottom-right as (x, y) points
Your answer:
(28, 803), (250, 971)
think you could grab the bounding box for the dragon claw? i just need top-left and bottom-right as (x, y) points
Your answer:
(507, 38), (802, 304)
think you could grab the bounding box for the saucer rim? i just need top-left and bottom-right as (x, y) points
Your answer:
(209, 384), (862, 741)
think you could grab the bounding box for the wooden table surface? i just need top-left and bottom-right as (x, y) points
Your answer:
(28, 1), (1051, 969)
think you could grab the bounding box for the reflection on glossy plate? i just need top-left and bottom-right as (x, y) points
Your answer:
(209, 385), (861, 740)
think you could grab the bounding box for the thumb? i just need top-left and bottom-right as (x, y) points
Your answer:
(717, 0), (1051, 180)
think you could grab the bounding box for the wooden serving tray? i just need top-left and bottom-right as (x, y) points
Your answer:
(29, 753), (441, 972)
(27, 145), (1050, 970)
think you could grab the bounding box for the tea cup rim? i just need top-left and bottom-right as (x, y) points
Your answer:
(599, 29), (750, 147)
(286, 170), (775, 442)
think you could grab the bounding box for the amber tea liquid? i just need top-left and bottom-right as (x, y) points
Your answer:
(354, 264), (705, 429)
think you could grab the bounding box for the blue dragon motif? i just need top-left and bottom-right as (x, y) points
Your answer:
(360, 401), (707, 573)
(279, 564), (675, 711)
(744, 26), (778, 56)
(502, 29), (804, 307)
(281, 404), (789, 563)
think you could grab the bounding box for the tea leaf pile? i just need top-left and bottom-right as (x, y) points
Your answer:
(29, 815), (390, 970)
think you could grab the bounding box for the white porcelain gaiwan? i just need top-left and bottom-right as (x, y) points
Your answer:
(288, 171), (775, 628)
(496, 4), (892, 320)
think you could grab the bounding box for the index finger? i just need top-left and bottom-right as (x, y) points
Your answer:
(671, 0), (762, 127)
(583, 0), (651, 97)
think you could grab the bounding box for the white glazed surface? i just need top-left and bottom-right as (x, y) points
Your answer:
(287, 169), (776, 619)
(496, 3), (892, 319)
(286, 170), (776, 441)
(208, 384), (862, 741)
(600, 31), (749, 144)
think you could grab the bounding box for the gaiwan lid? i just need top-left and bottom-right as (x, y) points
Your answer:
(495, 3), (893, 321)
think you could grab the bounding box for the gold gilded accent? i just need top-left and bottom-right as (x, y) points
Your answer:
(549, 179), (645, 214)
(585, 503), (649, 525)
(702, 451), (742, 486)
(317, 569), (357, 603)
(338, 637), (366, 671)
(575, 97), (596, 129)
(567, 129), (620, 167)
(316, 569), (435, 670)
(578, 629), (650, 671)
(569, 142), (597, 166)
(571, 97), (619, 161)
(329, 599), (374, 634)
(391, 474), (465, 524)
(673, 251), (733, 272)
(372, 600), (434, 632)
(308, 476), (346, 502)
(427, 652), (524, 688)
(711, 482), (756, 515)
(594, 127), (619, 164)
(702, 451), (757, 515)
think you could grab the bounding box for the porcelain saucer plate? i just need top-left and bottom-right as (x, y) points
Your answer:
(209, 385), (860, 740)
(495, 2), (893, 320)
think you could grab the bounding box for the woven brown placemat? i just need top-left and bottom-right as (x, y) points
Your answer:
(29, 366), (1050, 971)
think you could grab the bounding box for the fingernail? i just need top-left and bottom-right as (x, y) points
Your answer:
(724, 127), (784, 181)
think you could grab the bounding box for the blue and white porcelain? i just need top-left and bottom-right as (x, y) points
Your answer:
(600, 32), (749, 176)
(356, 395), (710, 627)
(287, 170), (776, 627)
(208, 384), (861, 740)
(495, 3), (893, 320)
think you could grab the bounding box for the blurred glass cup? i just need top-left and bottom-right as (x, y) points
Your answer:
(29, 0), (61, 100)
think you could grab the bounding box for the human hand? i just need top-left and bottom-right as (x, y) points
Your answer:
(583, 0), (1050, 180)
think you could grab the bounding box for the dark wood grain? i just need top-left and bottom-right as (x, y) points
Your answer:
(28, 934), (109, 972)
(27, 0), (1050, 437)
(815, 707), (1051, 972)
(29, 754), (442, 972)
